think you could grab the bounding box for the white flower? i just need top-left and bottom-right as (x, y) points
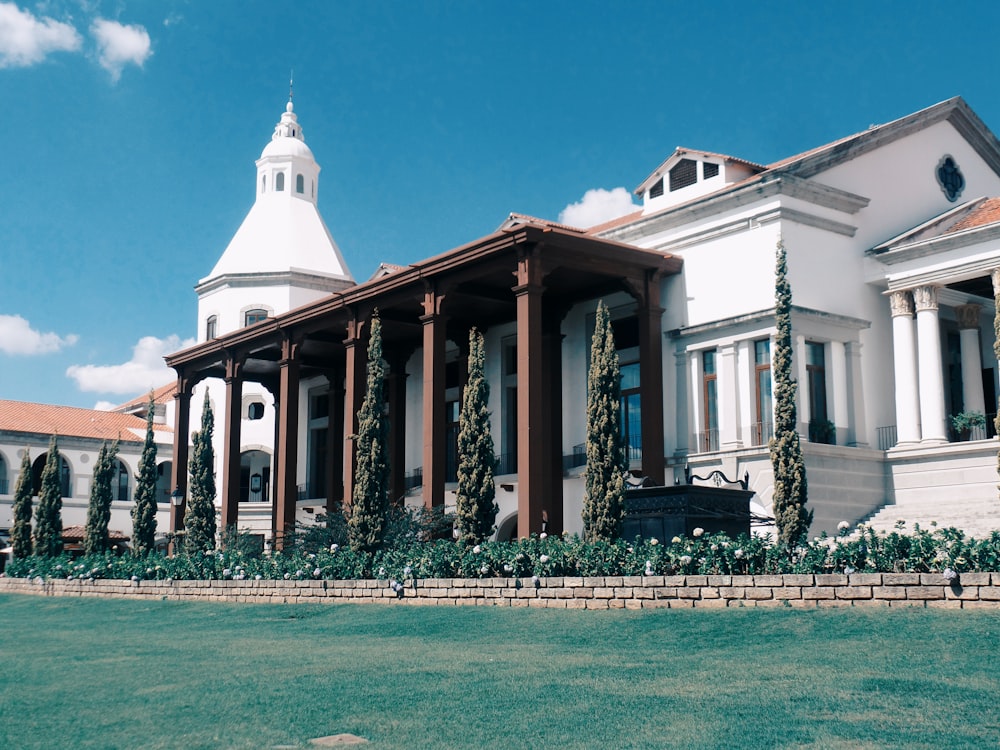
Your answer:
(844, 566), (855, 575)
(313, 568), (322, 577)
(146, 568), (154, 575)
(692, 527), (704, 538)
(503, 564), (513, 573)
(943, 568), (958, 582)
(539, 555), (550, 564)
(650, 538), (659, 546)
(531, 575), (540, 585)
(837, 521), (850, 531)
(330, 544), (339, 552)
(734, 549), (744, 559)
(130, 575), (139, 582)
(378, 566), (387, 577)
(679, 555), (692, 566)
(403, 565), (413, 577)
(283, 573), (290, 580)
(254, 575), (262, 581)
(308, 553), (316, 560)
(480, 564), (490, 574)
(710, 544), (718, 552)
(539, 532), (548, 540)
(295, 569), (304, 578)
(223, 568), (232, 577)
(472, 545), (481, 554)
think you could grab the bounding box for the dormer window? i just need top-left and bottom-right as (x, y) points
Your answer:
(275, 172), (285, 192)
(703, 162), (720, 179)
(669, 159), (698, 191)
(296, 174), (304, 194)
(649, 177), (664, 199)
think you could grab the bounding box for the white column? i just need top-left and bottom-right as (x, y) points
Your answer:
(718, 343), (740, 449)
(689, 351), (703, 449)
(830, 340), (848, 444)
(914, 285), (947, 443)
(795, 334), (809, 434)
(673, 349), (690, 459)
(956, 303), (986, 416)
(845, 340), (868, 447)
(890, 290), (921, 445)
(736, 339), (754, 444)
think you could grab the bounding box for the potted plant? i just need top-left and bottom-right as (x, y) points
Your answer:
(949, 411), (986, 441)
(808, 418), (836, 445)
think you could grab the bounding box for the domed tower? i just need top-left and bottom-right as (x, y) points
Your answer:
(195, 96), (355, 341)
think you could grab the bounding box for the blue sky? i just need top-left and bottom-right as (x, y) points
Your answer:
(2, 0), (1000, 409)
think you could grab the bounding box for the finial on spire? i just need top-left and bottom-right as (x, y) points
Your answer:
(289, 70), (294, 102)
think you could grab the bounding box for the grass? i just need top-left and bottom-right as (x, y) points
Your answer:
(1, 595), (999, 749)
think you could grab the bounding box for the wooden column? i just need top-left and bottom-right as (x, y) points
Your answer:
(635, 270), (666, 484)
(342, 315), (367, 510)
(386, 349), (412, 505)
(514, 250), (547, 538)
(421, 286), (448, 509)
(220, 353), (244, 534)
(273, 336), (300, 550)
(325, 374), (344, 514)
(169, 375), (193, 539)
(542, 304), (567, 536)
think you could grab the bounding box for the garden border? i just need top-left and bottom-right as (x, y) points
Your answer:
(4, 573), (1000, 608)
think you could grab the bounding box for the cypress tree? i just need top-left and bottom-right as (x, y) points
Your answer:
(131, 397), (159, 555)
(84, 440), (119, 556)
(455, 328), (498, 545)
(582, 300), (626, 541)
(348, 312), (390, 553)
(769, 239), (812, 545)
(33, 437), (64, 557)
(184, 391), (217, 553)
(10, 449), (33, 558)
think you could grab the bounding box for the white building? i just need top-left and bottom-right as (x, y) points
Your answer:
(161, 95), (1000, 546)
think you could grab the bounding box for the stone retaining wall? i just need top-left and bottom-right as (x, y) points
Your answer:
(4, 573), (1000, 608)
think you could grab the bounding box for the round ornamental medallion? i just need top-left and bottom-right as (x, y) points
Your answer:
(936, 155), (965, 202)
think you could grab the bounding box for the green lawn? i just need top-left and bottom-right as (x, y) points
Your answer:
(1, 595), (998, 749)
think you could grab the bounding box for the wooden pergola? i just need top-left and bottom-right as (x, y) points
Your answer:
(165, 221), (681, 548)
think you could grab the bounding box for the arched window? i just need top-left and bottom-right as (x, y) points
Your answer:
(156, 461), (172, 505)
(247, 401), (265, 420)
(205, 315), (218, 340)
(0, 452), (7, 495)
(296, 174), (304, 193)
(113, 460), (130, 503)
(240, 449), (271, 502)
(275, 172), (285, 192)
(32, 453), (72, 498)
(260, 175), (266, 194)
(245, 308), (268, 326)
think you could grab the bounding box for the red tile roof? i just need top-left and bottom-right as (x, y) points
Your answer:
(500, 212), (589, 234)
(114, 382), (176, 412)
(0, 400), (169, 443)
(61, 525), (130, 542)
(946, 196), (1000, 234)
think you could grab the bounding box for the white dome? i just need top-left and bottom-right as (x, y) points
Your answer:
(261, 136), (314, 160)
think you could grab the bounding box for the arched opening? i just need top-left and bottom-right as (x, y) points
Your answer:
(495, 513), (518, 542)
(240, 450), (271, 503)
(275, 172), (285, 192)
(0, 452), (8, 495)
(244, 308), (268, 326)
(112, 460), (130, 503)
(156, 461), (172, 505)
(205, 315), (218, 340)
(296, 174), (304, 193)
(31, 453), (71, 498)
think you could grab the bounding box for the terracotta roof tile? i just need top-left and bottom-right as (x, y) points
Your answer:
(585, 210), (644, 235)
(499, 212), (588, 234)
(114, 382), (176, 412)
(61, 525), (130, 542)
(946, 196), (1000, 234)
(0, 400), (169, 443)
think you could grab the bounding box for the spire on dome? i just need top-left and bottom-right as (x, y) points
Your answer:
(272, 81), (304, 142)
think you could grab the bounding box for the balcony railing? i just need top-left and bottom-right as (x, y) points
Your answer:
(876, 425), (897, 451)
(694, 429), (719, 453)
(747, 421), (774, 447)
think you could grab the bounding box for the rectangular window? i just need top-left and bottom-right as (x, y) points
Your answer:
(702, 162), (720, 179)
(702, 350), (718, 451)
(806, 341), (832, 443)
(649, 177), (664, 199)
(669, 158), (698, 191)
(754, 339), (773, 445)
(500, 336), (517, 474)
(306, 389), (329, 499)
(620, 361), (641, 462)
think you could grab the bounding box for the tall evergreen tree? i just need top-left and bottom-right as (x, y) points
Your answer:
(455, 328), (497, 545)
(33, 437), (64, 557)
(10, 449), (33, 558)
(184, 391), (217, 553)
(769, 239), (812, 545)
(84, 440), (119, 556)
(582, 300), (626, 541)
(348, 312), (390, 553)
(131, 397), (159, 555)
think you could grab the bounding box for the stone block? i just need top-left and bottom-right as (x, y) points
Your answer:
(815, 574), (848, 586)
(731, 575), (754, 586)
(925, 600), (962, 609)
(694, 598), (728, 609)
(707, 575), (732, 586)
(641, 576), (664, 586)
(604, 577), (624, 587)
(633, 588), (653, 599)
(849, 574), (882, 586)
(955, 573), (990, 586)
(613, 588), (634, 599)
(662, 576), (685, 586)
(718, 587), (745, 599)
(573, 587), (594, 599)
(945, 585), (980, 601)
(802, 587), (835, 600)
(920, 573), (953, 586)
(700, 587), (720, 599)
(906, 586), (945, 600)
(978, 587), (1000, 601)
(754, 575), (784, 587)
(593, 587), (615, 599)
(583, 577), (605, 587)
(873, 586), (907, 600)
(677, 587), (703, 599)
(624, 599), (643, 610)
(782, 575), (813, 586)
(745, 587), (773, 600)
(563, 577), (584, 587)
(584, 599), (609, 610)
(686, 575), (708, 586)
(667, 599), (694, 608)
(653, 587), (678, 599)
(772, 587), (802, 600)
(622, 576), (644, 586)
(881, 573), (920, 585)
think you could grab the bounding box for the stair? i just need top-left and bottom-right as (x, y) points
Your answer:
(860, 496), (1000, 539)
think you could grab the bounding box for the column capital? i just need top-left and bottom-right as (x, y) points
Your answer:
(913, 285), (939, 312)
(955, 303), (982, 330)
(889, 290), (914, 318)
(992, 268), (1000, 297)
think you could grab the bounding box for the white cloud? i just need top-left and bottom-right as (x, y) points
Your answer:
(0, 2), (81, 68)
(66, 334), (194, 394)
(92, 400), (117, 411)
(558, 187), (639, 229)
(0, 314), (78, 355)
(90, 17), (150, 81)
